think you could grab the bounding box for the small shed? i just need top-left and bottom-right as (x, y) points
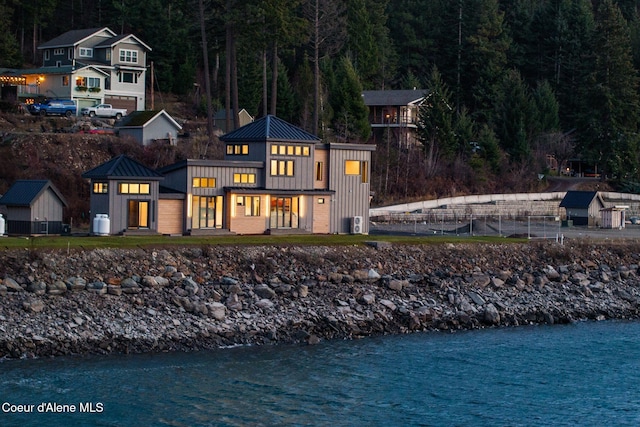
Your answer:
(116, 109), (182, 146)
(559, 191), (605, 226)
(0, 180), (68, 235)
(601, 206), (628, 229)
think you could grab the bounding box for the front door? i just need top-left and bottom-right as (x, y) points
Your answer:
(128, 200), (149, 229)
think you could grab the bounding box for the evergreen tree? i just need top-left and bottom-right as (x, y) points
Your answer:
(418, 66), (456, 161)
(531, 79), (560, 135)
(0, 2), (21, 67)
(495, 69), (533, 163)
(579, 0), (640, 179)
(466, 0), (511, 125)
(329, 56), (370, 142)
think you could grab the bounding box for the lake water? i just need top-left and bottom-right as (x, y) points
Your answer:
(2, 320), (640, 426)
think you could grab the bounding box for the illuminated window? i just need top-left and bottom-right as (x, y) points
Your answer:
(318, 198), (325, 204)
(192, 177), (216, 188)
(93, 182), (108, 193)
(233, 173), (256, 184)
(345, 160), (360, 175)
(227, 144), (249, 155)
(271, 144), (311, 157)
(246, 196), (261, 216)
(315, 162), (323, 181)
(118, 182), (150, 194)
(270, 160), (294, 176)
(62, 76), (69, 87)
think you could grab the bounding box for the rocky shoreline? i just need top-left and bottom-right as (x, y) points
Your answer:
(2, 240), (640, 359)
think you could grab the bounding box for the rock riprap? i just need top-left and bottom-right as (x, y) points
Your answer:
(2, 241), (640, 359)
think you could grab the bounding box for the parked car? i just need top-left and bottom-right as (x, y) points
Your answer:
(81, 104), (127, 119)
(28, 99), (77, 117)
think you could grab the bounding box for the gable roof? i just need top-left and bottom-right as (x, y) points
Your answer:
(38, 27), (116, 49)
(362, 89), (428, 106)
(0, 180), (68, 207)
(220, 115), (319, 143)
(559, 191), (604, 209)
(94, 33), (152, 51)
(117, 110), (181, 130)
(82, 155), (164, 180)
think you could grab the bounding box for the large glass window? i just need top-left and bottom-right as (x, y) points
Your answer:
(270, 160), (294, 176)
(192, 195), (223, 229)
(270, 197), (299, 229)
(128, 200), (149, 229)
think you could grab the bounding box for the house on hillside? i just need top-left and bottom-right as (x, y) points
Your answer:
(560, 191), (606, 226)
(0, 180), (68, 235)
(117, 110), (182, 146)
(83, 115), (374, 236)
(213, 109), (254, 134)
(362, 89), (427, 147)
(1, 27), (150, 111)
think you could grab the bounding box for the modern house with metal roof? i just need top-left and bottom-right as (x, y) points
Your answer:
(0, 180), (68, 235)
(83, 115), (374, 235)
(82, 155), (164, 235)
(2, 27), (150, 112)
(362, 89), (427, 147)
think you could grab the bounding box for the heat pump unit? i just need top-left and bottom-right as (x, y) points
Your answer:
(351, 216), (363, 234)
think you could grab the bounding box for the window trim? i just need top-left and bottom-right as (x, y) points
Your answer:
(79, 47), (93, 58)
(119, 49), (138, 64)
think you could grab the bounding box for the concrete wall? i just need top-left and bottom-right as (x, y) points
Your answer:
(371, 192), (640, 221)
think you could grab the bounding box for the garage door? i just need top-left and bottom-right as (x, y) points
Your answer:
(105, 96), (137, 113)
(158, 199), (183, 235)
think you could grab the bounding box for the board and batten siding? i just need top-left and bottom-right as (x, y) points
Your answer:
(328, 145), (374, 234)
(30, 188), (64, 221)
(265, 143), (315, 190)
(107, 180), (160, 234)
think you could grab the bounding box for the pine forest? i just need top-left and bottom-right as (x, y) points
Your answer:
(3, 0), (640, 205)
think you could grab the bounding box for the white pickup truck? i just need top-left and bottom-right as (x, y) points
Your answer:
(81, 104), (127, 119)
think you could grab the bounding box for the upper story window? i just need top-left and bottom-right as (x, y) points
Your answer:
(53, 48), (64, 56)
(233, 173), (256, 184)
(62, 76), (69, 87)
(192, 177), (216, 188)
(93, 182), (108, 194)
(118, 182), (150, 194)
(271, 144), (310, 156)
(270, 160), (294, 176)
(226, 144), (249, 155)
(345, 160), (369, 183)
(44, 50), (50, 60)
(119, 49), (138, 63)
(106, 50), (111, 61)
(79, 47), (93, 58)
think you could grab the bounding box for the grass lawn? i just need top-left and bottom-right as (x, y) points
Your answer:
(0, 233), (525, 251)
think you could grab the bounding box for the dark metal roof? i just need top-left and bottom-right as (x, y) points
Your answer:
(559, 191), (601, 208)
(362, 89), (428, 106)
(82, 155), (164, 180)
(0, 180), (68, 207)
(38, 28), (114, 49)
(220, 115), (319, 143)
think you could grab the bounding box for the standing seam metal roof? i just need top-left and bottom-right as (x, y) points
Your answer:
(81, 155), (164, 180)
(220, 115), (319, 143)
(559, 191), (600, 208)
(0, 180), (68, 207)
